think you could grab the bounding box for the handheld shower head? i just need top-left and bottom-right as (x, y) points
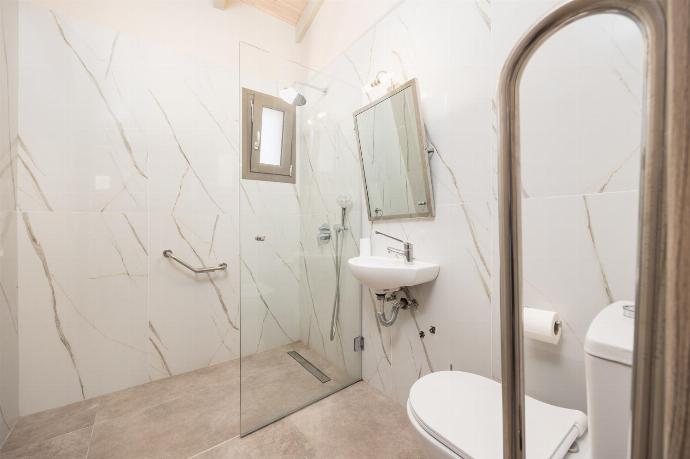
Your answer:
(335, 194), (352, 231)
(330, 194), (352, 342)
(336, 194), (352, 210)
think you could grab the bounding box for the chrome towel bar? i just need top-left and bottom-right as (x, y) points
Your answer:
(163, 249), (227, 274)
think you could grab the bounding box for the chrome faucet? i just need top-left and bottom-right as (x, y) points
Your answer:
(375, 230), (413, 262)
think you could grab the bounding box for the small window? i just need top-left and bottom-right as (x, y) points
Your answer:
(242, 88), (296, 183)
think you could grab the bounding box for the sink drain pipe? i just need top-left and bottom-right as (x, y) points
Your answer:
(375, 288), (419, 327)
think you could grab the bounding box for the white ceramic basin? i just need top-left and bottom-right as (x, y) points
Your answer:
(348, 256), (440, 293)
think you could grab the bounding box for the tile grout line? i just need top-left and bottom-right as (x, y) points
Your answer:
(83, 422), (96, 459)
(5, 362), (233, 454)
(186, 434), (241, 459)
(0, 421), (16, 453)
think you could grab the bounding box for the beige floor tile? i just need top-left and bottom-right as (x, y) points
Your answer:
(198, 382), (425, 459)
(0, 427), (91, 459)
(192, 418), (314, 459)
(1, 400), (98, 454)
(2, 344), (415, 459)
(1, 360), (240, 455)
(87, 384), (240, 459)
(287, 383), (426, 458)
(92, 359), (240, 423)
(240, 342), (356, 434)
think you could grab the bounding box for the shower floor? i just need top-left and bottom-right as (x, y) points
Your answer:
(0, 343), (424, 458)
(240, 341), (354, 434)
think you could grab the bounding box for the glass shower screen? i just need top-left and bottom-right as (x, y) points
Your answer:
(238, 44), (363, 435)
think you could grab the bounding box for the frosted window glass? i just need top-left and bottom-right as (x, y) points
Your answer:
(260, 107), (284, 166)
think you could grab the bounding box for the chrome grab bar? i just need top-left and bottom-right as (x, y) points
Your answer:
(162, 250), (227, 274)
(497, 1), (666, 458)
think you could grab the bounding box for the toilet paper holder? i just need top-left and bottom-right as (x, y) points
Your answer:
(523, 307), (562, 344)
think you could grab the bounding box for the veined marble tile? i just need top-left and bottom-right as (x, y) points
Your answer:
(361, 288), (393, 395)
(10, 0), (646, 427)
(366, 202), (493, 405)
(238, 152), (301, 359)
(294, 67), (364, 382)
(19, 4), (148, 212)
(518, 191), (638, 411)
(13, 0), (305, 420)
(0, 0), (18, 443)
(148, 212), (239, 379)
(0, 212), (18, 444)
(17, 211), (149, 415)
(146, 78), (237, 215)
(331, 0), (494, 206)
(297, 212), (361, 380)
(240, 259), (298, 358)
(493, 1), (643, 198)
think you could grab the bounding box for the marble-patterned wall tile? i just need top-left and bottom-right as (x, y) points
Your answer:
(310, 0), (496, 406)
(240, 207), (301, 356)
(341, 0), (494, 207)
(330, 0), (495, 407)
(489, 0), (643, 413)
(298, 211), (361, 379)
(16, 0), (300, 416)
(0, 211), (18, 443)
(238, 43), (307, 361)
(518, 191), (638, 411)
(146, 75), (237, 215)
(0, 0), (19, 444)
(295, 66), (364, 382)
(493, 1), (643, 198)
(367, 201), (493, 405)
(19, 4), (148, 213)
(361, 289), (393, 395)
(17, 211), (149, 414)
(149, 212), (239, 379)
(315, 0), (643, 415)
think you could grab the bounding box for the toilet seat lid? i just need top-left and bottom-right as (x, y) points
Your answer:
(408, 371), (587, 458)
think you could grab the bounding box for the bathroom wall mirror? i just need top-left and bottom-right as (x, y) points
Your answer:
(353, 78), (434, 221)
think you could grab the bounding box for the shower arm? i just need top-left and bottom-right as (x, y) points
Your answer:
(497, 1), (666, 458)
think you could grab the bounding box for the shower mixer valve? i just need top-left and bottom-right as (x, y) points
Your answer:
(317, 224), (332, 244)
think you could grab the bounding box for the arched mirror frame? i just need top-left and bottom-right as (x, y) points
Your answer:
(497, 1), (666, 457)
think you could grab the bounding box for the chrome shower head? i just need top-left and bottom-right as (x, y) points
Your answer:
(279, 87), (307, 106)
(293, 93), (307, 106)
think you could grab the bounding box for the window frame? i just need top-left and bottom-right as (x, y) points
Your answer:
(242, 88), (296, 183)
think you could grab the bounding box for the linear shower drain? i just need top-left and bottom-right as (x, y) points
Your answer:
(287, 350), (331, 383)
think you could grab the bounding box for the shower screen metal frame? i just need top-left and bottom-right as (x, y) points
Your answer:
(497, 1), (666, 458)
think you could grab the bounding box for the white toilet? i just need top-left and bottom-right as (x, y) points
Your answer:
(407, 301), (635, 458)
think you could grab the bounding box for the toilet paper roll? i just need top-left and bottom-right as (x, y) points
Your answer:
(360, 238), (371, 257)
(523, 307), (561, 344)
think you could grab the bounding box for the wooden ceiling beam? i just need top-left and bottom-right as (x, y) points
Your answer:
(212, 0), (230, 10)
(212, 0), (322, 41)
(239, 0), (308, 25)
(295, 0), (324, 42)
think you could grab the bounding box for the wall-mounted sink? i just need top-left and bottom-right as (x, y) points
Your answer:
(348, 256), (440, 293)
